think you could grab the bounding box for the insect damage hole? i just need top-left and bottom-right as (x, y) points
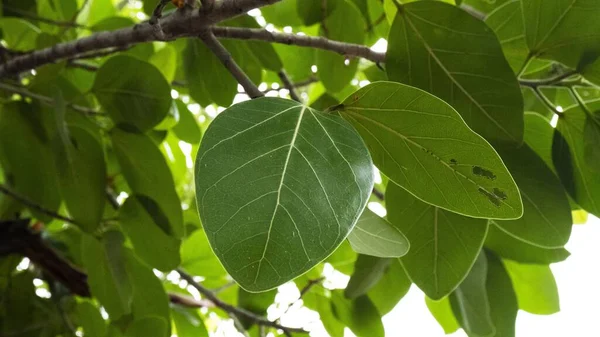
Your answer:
(472, 166), (496, 180)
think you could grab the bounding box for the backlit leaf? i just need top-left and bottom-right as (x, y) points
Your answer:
(503, 260), (560, 315)
(331, 290), (384, 337)
(345, 255), (392, 299)
(339, 82), (523, 219)
(386, 1), (524, 143)
(485, 250), (518, 337)
(367, 259), (411, 315)
(347, 208), (409, 257)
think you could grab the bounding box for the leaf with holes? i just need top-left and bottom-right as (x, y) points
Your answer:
(338, 82), (523, 219)
(386, 1), (523, 143)
(347, 208), (409, 257)
(195, 97), (373, 292)
(387, 182), (489, 300)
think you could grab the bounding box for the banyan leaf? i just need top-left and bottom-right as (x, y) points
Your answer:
(386, 1), (524, 144)
(485, 250), (518, 337)
(425, 296), (460, 335)
(172, 100), (202, 144)
(345, 255), (392, 299)
(485, 0), (529, 73)
(347, 208), (409, 258)
(171, 307), (209, 337)
(261, 0), (303, 27)
(93, 55), (171, 132)
(331, 290), (385, 337)
(53, 91), (106, 233)
(120, 195), (181, 271)
(195, 98), (373, 292)
(338, 82), (523, 220)
(76, 301), (107, 337)
(522, 0), (600, 69)
(0, 18), (40, 51)
(387, 183), (489, 300)
(0, 102), (61, 223)
(485, 224), (570, 265)
(503, 260), (560, 315)
(317, 0), (365, 93)
(583, 114), (600, 171)
(367, 259), (411, 315)
(237, 288), (277, 328)
(297, 0), (339, 26)
(125, 316), (168, 337)
(494, 144), (572, 248)
(523, 112), (554, 171)
(111, 128), (184, 238)
(553, 106), (600, 217)
(81, 231), (133, 319)
(180, 230), (227, 280)
(450, 251), (495, 337)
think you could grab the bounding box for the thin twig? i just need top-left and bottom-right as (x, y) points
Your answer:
(177, 269), (309, 334)
(169, 293), (215, 308)
(1, 6), (88, 29)
(212, 27), (385, 63)
(277, 69), (301, 102)
(372, 187), (385, 201)
(366, 13), (386, 33)
(519, 70), (579, 88)
(0, 82), (103, 116)
(0, 184), (83, 227)
(276, 277), (325, 323)
(199, 30), (264, 98)
(530, 87), (563, 115)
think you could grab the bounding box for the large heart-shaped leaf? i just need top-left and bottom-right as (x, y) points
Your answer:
(387, 183), (489, 300)
(347, 208), (409, 257)
(195, 97), (373, 292)
(338, 82), (523, 219)
(386, 1), (524, 143)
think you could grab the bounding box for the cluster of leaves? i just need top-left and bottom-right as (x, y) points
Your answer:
(1, 0), (599, 336)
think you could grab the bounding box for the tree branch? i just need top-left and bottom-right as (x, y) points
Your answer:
(177, 269), (309, 334)
(0, 0), (282, 77)
(0, 82), (103, 116)
(199, 30), (264, 98)
(277, 69), (301, 102)
(212, 27), (385, 63)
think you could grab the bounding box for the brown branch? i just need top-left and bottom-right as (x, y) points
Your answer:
(169, 293), (215, 308)
(277, 69), (301, 102)
(519, 70), (579, 88)
(212, 27), (385, 63)
(0, 0), (283, 77)
(0, 82), (103, 116)
(199, 31), (264, 98)
(177, 269), (309, 334)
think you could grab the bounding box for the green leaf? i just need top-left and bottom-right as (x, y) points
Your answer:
(584, 114), (600, 171)
(331, 290), (384, 337)
(86, 0), (118, 26)
(0, 102), (61, 223)
(274, 44), (315, 82)
(450, 252), (495, 337)
(81, 231), (133, 319)
(485, 0), (529, 73)
(180, 229), (227, 279)
(523, 112), (554, 171)
(553, 106), (600, 217)
(195, 98), (373, 291)
(345, 255), (391, 299)
(171, 307), (209, 337)
(503, 260), (560, 315)
(425, 296), (460, 335)
(386, 1), (524, 143)
(522, 0), (600, 69)
(111, 128), (184, 238)
(387, 183), (489, 300)
(93, 55), (171, 132)
(485, 224), (570, 265)
(173, 100), (202, 144)
(76, 301), (107, 337)
(347, 208), (409, 257)
(494, 144), (572, 248)
(0, 18), (40, 51)
(317, 1), (365, 92)
(297, 0), (339, 26)
(339, 82), (523, 219)
(485, 250), (518, 337)
(126, 252), (171, 325)
(238, 288), (277, 328)
(150, 45), (178, 83)
(120, 195), (181, 271)
(326, 240), (357, 275)
(125, 316), (167, 337)
(183, 38), (237, 107)
(261, 0), (303, 27)
(367, 259), (411, 315)
(303, 291), (344, 337)
(54, 101), (106, 232)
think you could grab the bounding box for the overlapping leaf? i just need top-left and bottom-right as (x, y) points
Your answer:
(347, 208), (409, 257)
(386, 1), (524, 143)
(339, 82), (523, 219)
